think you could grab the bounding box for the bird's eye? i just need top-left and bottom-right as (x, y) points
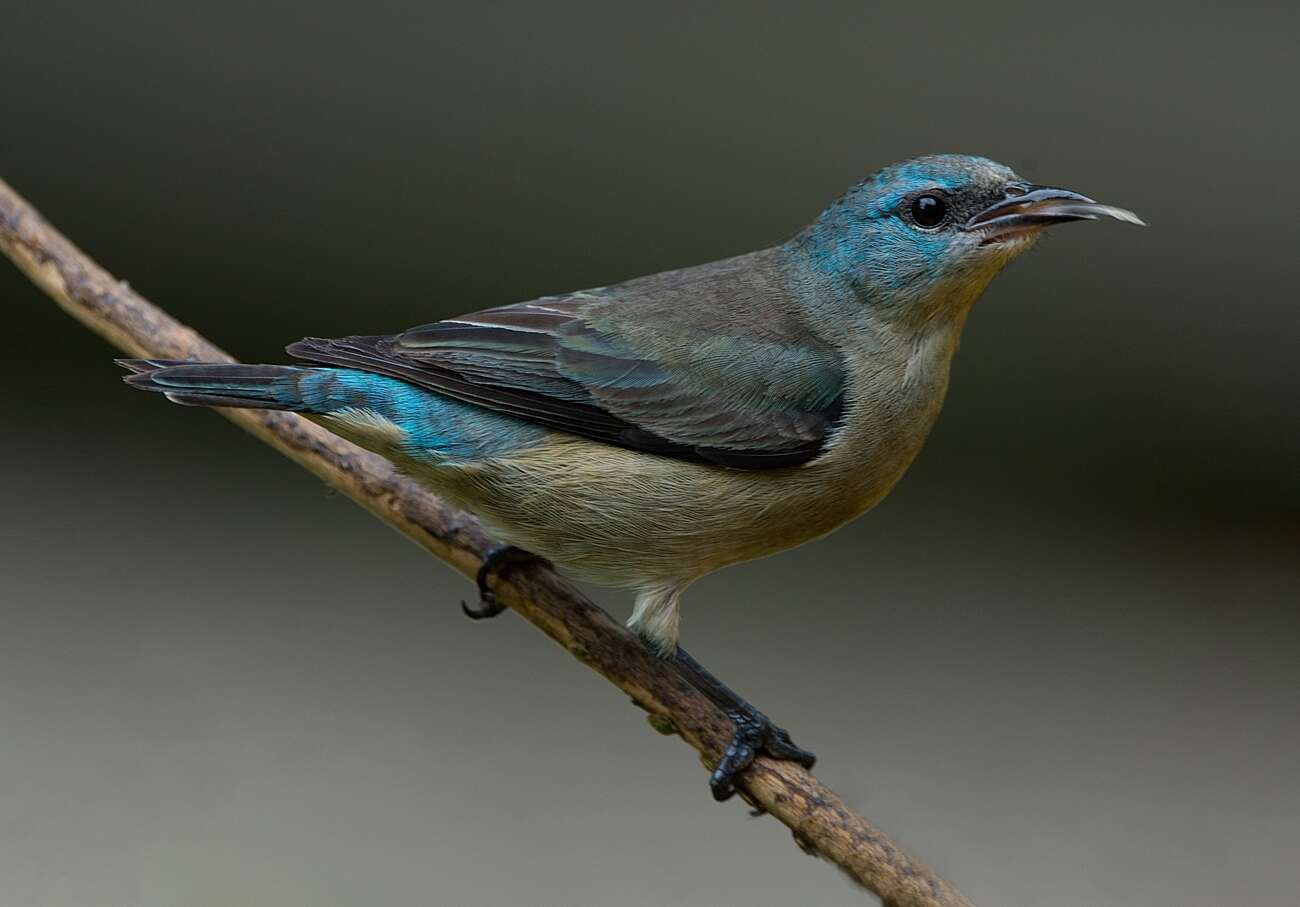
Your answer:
(909, 194), (947, 228)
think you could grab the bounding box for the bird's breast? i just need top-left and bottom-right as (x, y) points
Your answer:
(810, 322), (960, 497)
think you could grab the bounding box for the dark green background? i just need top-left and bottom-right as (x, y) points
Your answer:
(2, 3), (1296, 905)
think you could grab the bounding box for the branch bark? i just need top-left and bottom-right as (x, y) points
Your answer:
(0, 176), (975, 907)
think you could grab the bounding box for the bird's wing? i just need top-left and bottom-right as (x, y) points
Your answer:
(287, 269), (844, 469)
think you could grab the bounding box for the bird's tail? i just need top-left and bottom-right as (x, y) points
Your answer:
(121, 358), (546, 465)
(118, 359), (342, 412)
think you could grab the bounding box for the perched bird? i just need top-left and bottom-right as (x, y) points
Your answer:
(121, 154), (1142, 799)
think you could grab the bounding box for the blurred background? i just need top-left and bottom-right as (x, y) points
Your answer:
(1, 2), (1296, 905)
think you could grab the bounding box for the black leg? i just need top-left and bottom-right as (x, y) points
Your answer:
(461, 544), (550, 620)
(673, 647), (817, 801)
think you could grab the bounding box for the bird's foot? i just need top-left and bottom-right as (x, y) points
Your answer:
(670, 647), (817, 801)
(460, 544), (550, 620)
(710, 706), (817, 801)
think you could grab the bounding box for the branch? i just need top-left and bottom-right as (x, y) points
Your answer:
(1, 176), (975, 907)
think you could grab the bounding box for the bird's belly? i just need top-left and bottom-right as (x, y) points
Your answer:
(411, 427), (925, 589)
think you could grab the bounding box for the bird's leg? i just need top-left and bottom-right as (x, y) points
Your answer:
(673, 647), (817, 801)
(461, 544), (550, 620)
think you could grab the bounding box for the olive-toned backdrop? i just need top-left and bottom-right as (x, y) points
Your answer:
(2, 3), (1296, 905)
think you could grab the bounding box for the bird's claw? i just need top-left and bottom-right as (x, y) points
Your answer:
(709, 709), (817, 802)
(460, 545), (549, 621)
(460, 593), (507, 620)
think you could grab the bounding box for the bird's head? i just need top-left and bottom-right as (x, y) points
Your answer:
(791, 154), (1142, 325)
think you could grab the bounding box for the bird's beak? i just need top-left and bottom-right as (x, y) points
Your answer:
(963, 185), (1145, 244)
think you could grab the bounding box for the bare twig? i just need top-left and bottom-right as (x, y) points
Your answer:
(1, 176), (976, 907)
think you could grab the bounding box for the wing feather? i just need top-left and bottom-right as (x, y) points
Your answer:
(288, 266), (845, 469)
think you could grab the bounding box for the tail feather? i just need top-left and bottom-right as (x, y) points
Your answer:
(118, 359), (550, 462)
(116, 358), (194, 374)
(119, 360), (315, 411)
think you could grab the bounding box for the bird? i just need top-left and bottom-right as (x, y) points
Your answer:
(120, 154), (1143, 800)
